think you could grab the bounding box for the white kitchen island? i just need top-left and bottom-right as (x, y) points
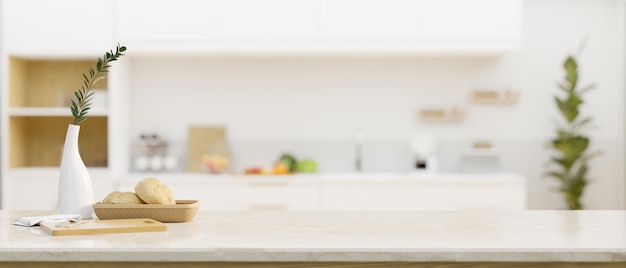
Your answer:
(5, 171), (526, 212)
(1, 210), (626, 267)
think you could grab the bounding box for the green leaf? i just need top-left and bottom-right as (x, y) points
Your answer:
(553, 135), (588, 163)
(70, 44), (126, 124)
(567, 94), (583, 107)
(545, 171), (565, 181)
(564, 56), (578, 89)
(555, 97), (576, 122)
(551, 157), (570, 169)
(92, 76), (106, 86)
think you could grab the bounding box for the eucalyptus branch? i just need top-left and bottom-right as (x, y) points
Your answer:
(71, 44), (127, 125)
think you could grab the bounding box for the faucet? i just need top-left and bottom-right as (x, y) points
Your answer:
(355, 127), (365, 172)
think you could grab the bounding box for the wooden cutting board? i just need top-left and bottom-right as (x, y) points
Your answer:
(186, 126), (231, 172)
(40, 218), (168, 236)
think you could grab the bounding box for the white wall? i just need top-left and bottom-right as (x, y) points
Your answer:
(127, 0), (625, 209)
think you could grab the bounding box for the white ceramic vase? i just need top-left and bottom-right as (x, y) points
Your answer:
(57, 124), (95, 219)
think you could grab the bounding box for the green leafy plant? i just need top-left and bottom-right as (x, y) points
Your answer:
(546, 55), (596, 210)
(70, 44), (126, 125)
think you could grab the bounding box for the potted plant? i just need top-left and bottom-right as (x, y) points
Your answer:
(57, 44), (126, 219)
(546, 54), (596, 210)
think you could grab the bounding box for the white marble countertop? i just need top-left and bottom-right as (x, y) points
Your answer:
(2, 210), (626, 263)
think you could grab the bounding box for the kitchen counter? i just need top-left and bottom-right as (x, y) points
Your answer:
(2, 210), (626, 267)
(5, 172), (527, 212)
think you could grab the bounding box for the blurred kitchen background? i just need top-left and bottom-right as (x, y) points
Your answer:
(0, 0), (624, 211)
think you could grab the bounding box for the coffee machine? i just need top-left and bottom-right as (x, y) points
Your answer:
(410, 135), (438, 174)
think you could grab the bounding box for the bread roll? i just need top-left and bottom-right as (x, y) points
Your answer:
(102, 191), (146, 204)
(135, 177), (176, 205)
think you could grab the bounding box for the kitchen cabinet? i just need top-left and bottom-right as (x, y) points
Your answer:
(116, 175), (320, 211)
(320, 177), (526, 211)
(1, 0), (114, 56)
(116, 173), (525, 212)
(320, 181), (461, 211)
(0, 57), (112, 208)
(116, 0), (218, 41)
(217, 0), (317, 40)
(420, 0), (522, 41)
(0, 0), (117, 207)
(116, 0), (318, 43)
(318, 0), (420, 40)
(113, 0), (522, 55)
(116, 0), (317, 50)
(320, 174), (526, 211)
(6, 58), (109, 169)
(3, 172), (525, 211)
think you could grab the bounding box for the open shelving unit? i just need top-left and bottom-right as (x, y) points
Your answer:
(7, 57), (109, 169)
(8, 107), (109, 117)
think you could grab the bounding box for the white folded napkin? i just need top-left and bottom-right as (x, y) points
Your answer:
(13, 214), (81, 227)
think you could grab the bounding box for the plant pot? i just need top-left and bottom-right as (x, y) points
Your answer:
(57, 124), (94, 219)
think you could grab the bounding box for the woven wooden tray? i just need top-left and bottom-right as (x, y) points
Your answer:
(93, 200), (199, 223)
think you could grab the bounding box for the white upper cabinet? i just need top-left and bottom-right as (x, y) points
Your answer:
(105, 0), (520, 54)
(1, 0), (522, 55)
(318, 0), (420, 40)
(116, 0), (217, 41)
(216, 0), (316, 39)
(420, 0), (522, 41)
(1, 0), (114, 56)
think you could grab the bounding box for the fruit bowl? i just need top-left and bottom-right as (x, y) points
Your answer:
(93, 200), (199, 223)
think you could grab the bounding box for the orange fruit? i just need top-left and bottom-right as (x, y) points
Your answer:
(273, 162), (289, 175)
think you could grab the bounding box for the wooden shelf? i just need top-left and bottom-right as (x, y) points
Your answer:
(9, 107), (108, 117)
(469, 89), (521, 104)
(9, 116), (108, 168)
(417, 107), (466, 123)
(9, 57), (107, 107)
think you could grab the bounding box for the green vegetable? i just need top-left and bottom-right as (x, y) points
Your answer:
(296, 159), (317, 173)
(279, 153), (298, 173)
